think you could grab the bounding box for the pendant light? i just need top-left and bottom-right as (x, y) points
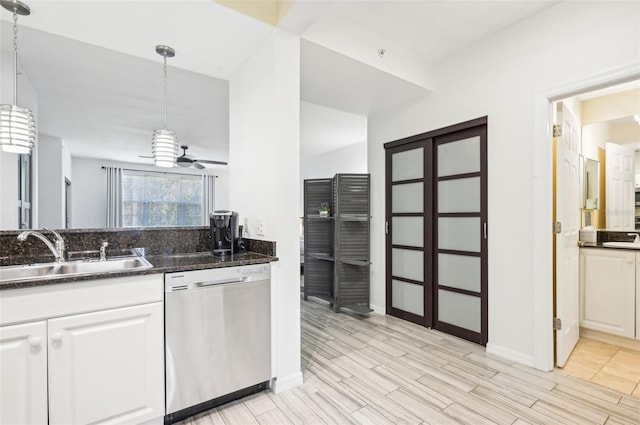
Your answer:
(152, 45), (178, 167)
(0, 0), (35, 154)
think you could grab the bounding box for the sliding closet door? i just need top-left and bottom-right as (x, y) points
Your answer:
(385, 140), (431, 326)
(385, 117), (487, 345)
(434, 126), (487, 345)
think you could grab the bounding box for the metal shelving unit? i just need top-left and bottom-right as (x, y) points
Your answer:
(303, 174), (371, 313)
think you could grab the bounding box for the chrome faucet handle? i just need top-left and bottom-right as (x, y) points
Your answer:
(43, 227), (66, 260)
(628, 233), (640, 243)
(43, 228), (66, 262)
(100, 241), (109, 262)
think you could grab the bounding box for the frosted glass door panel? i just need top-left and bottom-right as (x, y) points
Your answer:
(438, 290), (481, 333)
(438, 217), (480, 252)
(392, 280), (424, 316)
(392, 183), (423, 213)
(392, 148), (423, 182)
(438, 254), (480, 292)
(438, 178), (480, 213)
(392, 248), (423, 282)
(437, 137), (480, 177)
(392, 217), (423, 247)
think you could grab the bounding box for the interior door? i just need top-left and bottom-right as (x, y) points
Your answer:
(385, 117), (488, 345)
(605, 142), (635, 230)
(433, 127), (488, 345)
(385, 140), (431, 326)
(555, 101), (581, 367)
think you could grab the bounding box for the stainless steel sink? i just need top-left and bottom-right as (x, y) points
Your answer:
(602, 241), (640, 249)
(0, 257), (153, 283)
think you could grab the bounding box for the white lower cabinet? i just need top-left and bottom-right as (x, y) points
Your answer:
(0, 274), (164, 425)
(0, 321), (48, 425)
(48, 302), (164, 425)
(579, 248), (636, 338)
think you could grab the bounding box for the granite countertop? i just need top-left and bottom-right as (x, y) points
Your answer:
(0, 251), (278, 290)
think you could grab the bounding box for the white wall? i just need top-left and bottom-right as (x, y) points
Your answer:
(367, 1), (640, 368)
(71, 157), (226, 229)
(71, 157), (105, 228)
(37, 135), (69, 229)
(0, 51), (38, 229)
(300, 141), (367, 216)
(229, 29), (302, 392)
(582, 123), (610, 161)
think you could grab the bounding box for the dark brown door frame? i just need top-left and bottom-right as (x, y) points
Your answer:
(384, 116), (488, 346)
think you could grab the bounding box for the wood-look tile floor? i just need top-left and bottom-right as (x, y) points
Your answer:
(179, 297), (640, 425)
(557, 338), (640, 399)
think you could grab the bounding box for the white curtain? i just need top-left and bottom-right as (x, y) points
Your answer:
(202, 175), (215, 225)
(105, 167), (122, 228)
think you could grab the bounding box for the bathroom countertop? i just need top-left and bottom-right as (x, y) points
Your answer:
(0, 251), (278, 290)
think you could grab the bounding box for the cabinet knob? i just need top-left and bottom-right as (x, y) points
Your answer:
(28, 337), (41, 347)
(51, 332), (63, 342)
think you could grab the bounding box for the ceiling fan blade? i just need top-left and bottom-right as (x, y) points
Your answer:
(192, 161), (206, 170)
(138, 155), (154, 159)
(197, 159), (228, 165)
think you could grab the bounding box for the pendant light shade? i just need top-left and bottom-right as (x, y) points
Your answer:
(152, 44), (177, 167)
(152, 129), (178, 167)
(0, 0), (35, 155)
(0, 105), (35, 153)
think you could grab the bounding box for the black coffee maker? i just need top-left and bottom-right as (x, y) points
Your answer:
(209, 210), (239, 256)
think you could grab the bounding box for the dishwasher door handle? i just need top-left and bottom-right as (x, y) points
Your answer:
(197, 277), (248, 287)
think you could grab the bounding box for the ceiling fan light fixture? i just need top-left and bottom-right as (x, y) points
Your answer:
(0, 0), (35, 155)
(151, 44), (177, 167)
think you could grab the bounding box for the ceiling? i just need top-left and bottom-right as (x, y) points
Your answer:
(0, 0), (561, 164)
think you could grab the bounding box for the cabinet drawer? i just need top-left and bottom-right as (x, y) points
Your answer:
(0, 274), (163, 326)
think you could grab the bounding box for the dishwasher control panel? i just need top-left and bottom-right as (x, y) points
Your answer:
(165, 264), (271, 292)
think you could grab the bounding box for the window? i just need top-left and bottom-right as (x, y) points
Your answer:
(122, 171), (203, 227)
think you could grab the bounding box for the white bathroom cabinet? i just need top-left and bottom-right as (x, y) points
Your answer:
(0, 274), (164, 425)
(579, 248), (636, 338)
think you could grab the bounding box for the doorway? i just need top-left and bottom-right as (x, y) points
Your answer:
(552, 80), (640, 398)
(385, 117), (488, 345)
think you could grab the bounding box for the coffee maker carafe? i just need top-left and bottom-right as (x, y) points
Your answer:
(209, 211), (239, 256)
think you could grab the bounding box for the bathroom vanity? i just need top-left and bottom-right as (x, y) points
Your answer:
(579, 248), (640, 340)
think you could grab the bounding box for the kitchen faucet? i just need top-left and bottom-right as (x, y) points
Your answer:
(17, 228), (66, 263)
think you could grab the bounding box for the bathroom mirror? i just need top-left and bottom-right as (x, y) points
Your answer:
(583, 157), (599, 210)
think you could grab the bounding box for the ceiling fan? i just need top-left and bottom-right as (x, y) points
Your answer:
(177, 145), (227, 169)
(139, 145), (227, 168)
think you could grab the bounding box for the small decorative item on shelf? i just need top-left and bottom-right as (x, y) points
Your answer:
(318, 202), (330, 217)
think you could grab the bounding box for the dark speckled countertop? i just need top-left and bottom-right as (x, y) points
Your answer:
(0, 251), (278, 290)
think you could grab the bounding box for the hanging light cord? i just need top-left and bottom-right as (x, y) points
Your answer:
(12, 9), (18, 105)
(163, 55), (168, 129)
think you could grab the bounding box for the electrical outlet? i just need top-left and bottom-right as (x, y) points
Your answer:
(256, 218), (265, 236)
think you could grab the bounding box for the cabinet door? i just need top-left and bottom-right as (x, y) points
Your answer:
(0, 321), (48, 425)
(580, 249), (635, 338)
(48, 303), (164, 425)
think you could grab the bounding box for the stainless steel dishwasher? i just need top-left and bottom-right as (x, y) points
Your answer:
(164, 264), (271, 424)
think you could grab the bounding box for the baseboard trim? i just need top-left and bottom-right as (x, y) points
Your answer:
(486, 342), (534, 368)
(271, 371), (303, 393)
(580, 328), (640, 351)
(369, 303), (385, 315)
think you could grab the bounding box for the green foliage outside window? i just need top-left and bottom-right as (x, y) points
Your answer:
(122, 173), (202, 227)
